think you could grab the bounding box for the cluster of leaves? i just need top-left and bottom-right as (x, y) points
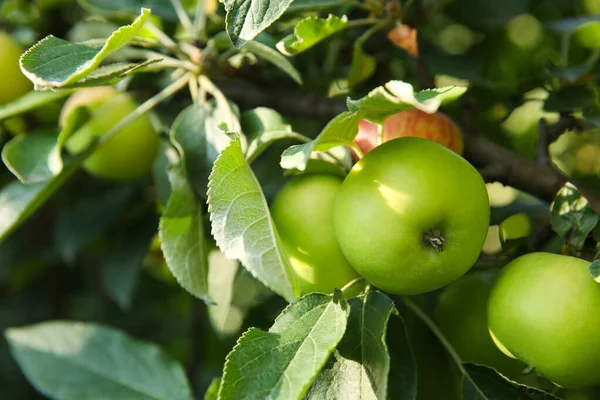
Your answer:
(1, 0), (600, 399)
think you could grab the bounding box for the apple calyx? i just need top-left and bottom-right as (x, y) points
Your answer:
(423, 229), (447, 252)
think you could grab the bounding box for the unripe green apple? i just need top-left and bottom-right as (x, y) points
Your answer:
(334, 137), (489, 295)
(355, 108), (464, 157)
(60, 87), (159, 181)
(435, 271), (525, 378)
(271, 174), (361, 296)
(488, 252), (600, 389)
(0, 31), (32, 105)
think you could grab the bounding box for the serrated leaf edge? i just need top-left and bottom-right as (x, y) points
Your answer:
(217, 294), (347, 400)
(19, 8), (151, 89)
(207, 136), (296, 302)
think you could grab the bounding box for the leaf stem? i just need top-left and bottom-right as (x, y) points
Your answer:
(193, 0), (207, 39)
(170, 0), (194, 38)
(143, 20), (185, 57)
(189, 75), (199, 103)
(353, 144), (365, 159)
(346, 18), (384, 29)
(98, 74), (190, 146)
(341, 277), (365, 294)
(400, 296), (466, 375)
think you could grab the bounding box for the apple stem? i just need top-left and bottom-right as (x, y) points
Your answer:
(340, 277), (366, 294)
(423, 229), (446, 251)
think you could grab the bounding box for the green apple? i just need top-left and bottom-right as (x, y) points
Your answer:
(334, 137), (490, 295)
(271, 174), (361, 296)
(488, 252), (600, 389)
(60, 87), (159, 181)
(435, 271), (525, 378)
(0, 31), (31, 105)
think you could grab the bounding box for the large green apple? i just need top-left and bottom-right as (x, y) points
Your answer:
(271, 174), (361, 296)
(0, 31), (32, 105)
(334, 137), (489, 295)
(488, 252), (600, 389)
(435, 271), (525, 378)
(61, 87), (159, 181)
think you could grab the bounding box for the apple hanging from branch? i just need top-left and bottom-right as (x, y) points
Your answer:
(354, 108), (464, 158)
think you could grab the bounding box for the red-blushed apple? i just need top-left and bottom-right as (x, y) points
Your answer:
(354, 108), (463, 158)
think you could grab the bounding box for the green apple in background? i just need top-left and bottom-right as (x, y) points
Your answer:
(60, 86), (159, 181)
(435, 271), (525, 378)
(499, 212), (532, 242)
(0, 31), (32, 105)
(271, 174), (361, 296)
(488, 252), (600, 389)
(334, 137), (490, 295)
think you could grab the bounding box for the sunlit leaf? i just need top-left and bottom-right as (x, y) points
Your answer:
(218, 293), (349, 399)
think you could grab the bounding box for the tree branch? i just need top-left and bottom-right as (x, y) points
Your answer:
(217, 78), (600, 213)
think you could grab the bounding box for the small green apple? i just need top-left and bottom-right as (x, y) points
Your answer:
(61, 87), (159, 181)
(271, 174), (361, 296)
(0, 31), (32, 105)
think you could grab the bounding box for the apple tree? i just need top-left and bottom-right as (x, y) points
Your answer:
(1, 0), (600, 399)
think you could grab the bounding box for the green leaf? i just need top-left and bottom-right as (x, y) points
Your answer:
(218, 293), (349, 400)
(348, 42), (376, 88)
(462, 363), (560, 399)
(54, 59), (161, 90)
(2, 132), (61, 183)
(2, 105), (89, 183)
(205, 378), (221, 400)
(159, 160), (211, 302)
(54, 186), (134, 264)
(544, 85), (595, 112)
(0, 90), (70, 121)
(387, 313), (417, 400)
(208, 250), (242, 337)
(77, 0), (177, 20)
(550, 183), (598, 251)
(6, 321), (193, 400)
(279, 82), (466, 172)
(242, 41), (302, 84)
(306, 291), (395, 400)
(208, 137), (297, 301)
(347, 81), (468, 124)
(276, 15), (349, 56)
(242, 107), (307, 163)
(20, 8), (151, 90)
(0, 162), (80, 242)
(101, 216), (157, 310)
(280, 111), (362, 172)
(169, 104), (230, 198)
(590, 260), (600, 283)
(222, 0), (295, 48)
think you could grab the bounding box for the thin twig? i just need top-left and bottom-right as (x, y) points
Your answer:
(170, 0), (194, 37)
(401, 297), (466, 374)
(99, 74), (190, 145)
(192, 0), (206, 39)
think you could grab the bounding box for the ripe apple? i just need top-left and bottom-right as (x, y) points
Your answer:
(0, 31), (32, 105)
(271, 174), (361, 296)
(354, 108), (463, 157)
(334, 137), (489, 295)
(488, 252), (600, 389)
(61, 87), (159, 181)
